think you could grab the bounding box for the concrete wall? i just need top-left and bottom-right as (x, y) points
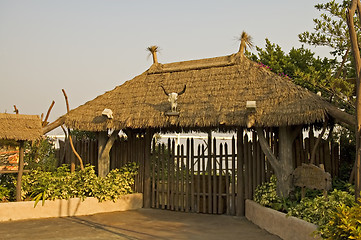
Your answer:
(245, 200), (321, 240)
(0, 193), (143, 222)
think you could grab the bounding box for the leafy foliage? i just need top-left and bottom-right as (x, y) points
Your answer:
(287, 189), (355, 228)
(20, 163), (138, 205)
(253, 175), (297, 212)
(24, 137), (58, 172)
(319, 200), (361, 239)
(299, 0), (350, 56)
(248, 39), (354, 113)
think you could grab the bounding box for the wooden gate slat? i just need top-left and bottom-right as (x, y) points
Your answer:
(218, 143), (223, 214)
(190, 139), (195, 213)
(212, 138), (217, 214)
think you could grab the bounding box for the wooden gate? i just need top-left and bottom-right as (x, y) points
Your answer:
(151, 136), (250, 215)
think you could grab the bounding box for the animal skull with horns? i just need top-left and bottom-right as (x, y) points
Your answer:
(161, 85), (186, 112)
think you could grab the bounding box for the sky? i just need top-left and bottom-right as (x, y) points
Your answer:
(0, 0), (333, 134)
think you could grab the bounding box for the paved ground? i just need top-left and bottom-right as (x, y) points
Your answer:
(0, 208), (281, 240)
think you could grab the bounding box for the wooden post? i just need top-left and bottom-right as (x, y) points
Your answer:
(98, 131), (108, 177)
(143, 129), (153, 208)
(16, 141), (25, 202)
(237, 128), (245, 216)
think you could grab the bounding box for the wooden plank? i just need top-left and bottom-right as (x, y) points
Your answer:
(185, 139), (190, 212)
(171, 139), (176, 211)
(180, 145), (184, 212)
(218, 143), (223, 214)
(207, 133), (212, 214)
(167, 138), (171, 210)
(324, 141), (332, 174)
(243, 134), (249, 199)
(16, 141), (24, 201)
(202, 145), (206, 214)
(155, 143), (160, 209)
(175, 144), (180, 211)
(231, 137), (236, 216)
(161, 143), (166, 210)
(151, 139), (156, 208)
(248, 135), (253, 199)
(143, 130), (153, 208)
(237, 128), (245, 216)
(190, 138), (195, 213)
(197, 144), (201, 213)
(225, 143), (230, 215)
(207, 142), (212, 214)
(256, 140), (261, 189)
(212, 138), (217, 214)
(252, 131), (257, 195)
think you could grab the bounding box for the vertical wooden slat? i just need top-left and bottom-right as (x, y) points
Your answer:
(212, 138), (217, 214)
(225, 143), (230, 215)
(231, 137), (236, 216)
(248, 135), (253, 199)
(202, 145), (206, 214)
(243, 134), (249, 199)
(155, 143), (160, 209)
(175, 144), (180, 211)
(180, 145), (185, 212)
(237, 128), (245, 216)
(167, 139), (171, 210)
(190, 138), (195, 212)
(256, 140), (261, 189)
(252, 131), (257, 195)
(171, 139), (176, 211)
(196, 144), (201, 213)
(207, 143), (212, 214)
(161, 143), (165, 210)
(218, 143), (223, 214)
(151, 139), (156, 208)
(185, 139), (190, 212)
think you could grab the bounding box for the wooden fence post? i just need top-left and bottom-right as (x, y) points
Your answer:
(143, 129), (153, 208)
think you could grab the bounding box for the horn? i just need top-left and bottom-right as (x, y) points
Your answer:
(160, 85), (169, 96)
(178, 85), (186, 95)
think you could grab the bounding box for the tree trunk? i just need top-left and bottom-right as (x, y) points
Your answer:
(276, 126), (295, 197)
(257, 126), (295, 198)
(347, 0), (361, 200)
(98, 131), (108, 177)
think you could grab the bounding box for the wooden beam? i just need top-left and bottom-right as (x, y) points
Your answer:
(42, 117), (65, 134)
(256, 127), (280, 171)
(16, 141), (25, 201)
(143, 129), (154, 208)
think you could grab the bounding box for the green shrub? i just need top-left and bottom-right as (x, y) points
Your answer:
(24, 137), (58, 172)
(254, 175), (280, 207)
(253, 175), (296, 212)
(21, 162), (138, 205)
(287, 189), (355, 228)
(319, 200), (361, 239)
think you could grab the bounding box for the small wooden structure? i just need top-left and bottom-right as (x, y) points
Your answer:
(0, 113), (42, 201)
(55, 44), (353, 215)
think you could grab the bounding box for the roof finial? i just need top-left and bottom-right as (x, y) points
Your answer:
(238, 31), (253, 54)
(147, 45), (159, 64)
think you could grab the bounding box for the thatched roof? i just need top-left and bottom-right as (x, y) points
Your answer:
(64, 52), (347, 132)
(0, 113), (42, 141)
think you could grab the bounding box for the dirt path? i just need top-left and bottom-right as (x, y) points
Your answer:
(0, 208), (281, 240)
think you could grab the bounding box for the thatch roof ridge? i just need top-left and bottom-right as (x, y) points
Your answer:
(63, 52), (345, 131)
(0, 113), (42, 141)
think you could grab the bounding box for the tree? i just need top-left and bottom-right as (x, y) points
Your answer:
(346, 0), (361, 200)
(248, 39), (354, 113)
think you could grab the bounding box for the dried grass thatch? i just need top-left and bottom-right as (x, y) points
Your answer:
(64, 52), (343, 132)
(0, 113), (42, 141)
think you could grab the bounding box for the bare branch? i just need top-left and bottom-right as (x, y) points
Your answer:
(256, 127), (280, 171)
(42, 101), (55, 127)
